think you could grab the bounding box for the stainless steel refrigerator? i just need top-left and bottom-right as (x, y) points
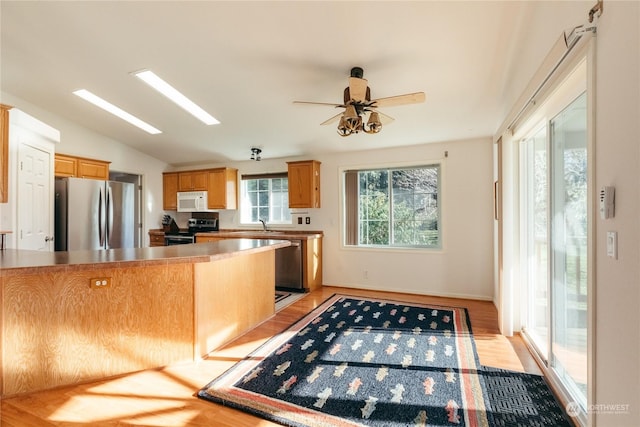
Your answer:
(55, 177), (135, 251)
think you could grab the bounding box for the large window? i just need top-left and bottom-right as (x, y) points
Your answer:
(241, 173), (291, 224)
(344, 165), (440, 248)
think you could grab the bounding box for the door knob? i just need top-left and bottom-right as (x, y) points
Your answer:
(45, 236), (54, 242)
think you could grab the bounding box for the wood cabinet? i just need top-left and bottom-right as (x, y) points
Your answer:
(77, 157), (109, 180)
(162, 172), (178, 210)
(148, 230), (165, 247)
(208, 168), (237, 209)
(0, 104), (11, 203)
(54, 153), (110, 180)
(53, 154), (77, 177)
(178, 170), (208, 191)
(287, 160), (321, 208)
(162, 167), (238, 211)
(2, 263), (194, 396)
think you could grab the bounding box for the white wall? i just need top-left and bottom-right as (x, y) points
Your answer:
(0, 92), (170, 245)
(592, 2), (640, 425)
(319, 138), (494, 299)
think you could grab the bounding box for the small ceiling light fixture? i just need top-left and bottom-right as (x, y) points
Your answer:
(133, 70), (220, 125)
(250, 147), (262, 161)
(73, 89), (162, 134)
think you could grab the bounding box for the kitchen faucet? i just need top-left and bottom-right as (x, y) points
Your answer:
(259, 219), (268, 231)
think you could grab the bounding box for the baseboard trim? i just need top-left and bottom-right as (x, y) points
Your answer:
(323, 283), (494, 302)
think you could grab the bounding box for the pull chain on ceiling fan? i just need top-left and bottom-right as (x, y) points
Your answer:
(294, 67), (425, 137)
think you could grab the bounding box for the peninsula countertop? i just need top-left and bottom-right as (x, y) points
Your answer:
(0, 238), (291, 274)
(194, 229), (323, 240)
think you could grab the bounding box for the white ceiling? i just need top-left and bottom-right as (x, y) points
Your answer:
(0, 1), (590, 166)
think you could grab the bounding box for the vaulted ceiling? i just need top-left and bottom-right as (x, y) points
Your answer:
(1, 1), (591, 165)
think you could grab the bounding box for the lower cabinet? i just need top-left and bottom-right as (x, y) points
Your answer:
(149, 231), (165, 247)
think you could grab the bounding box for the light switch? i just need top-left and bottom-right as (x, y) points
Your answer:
(606, 231), (617, 259)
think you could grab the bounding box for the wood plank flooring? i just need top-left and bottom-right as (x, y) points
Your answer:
(1, 286), (542, 426)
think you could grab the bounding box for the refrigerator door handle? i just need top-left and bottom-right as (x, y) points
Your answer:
(98, 186), (106, 247)
(106, 185), (114, 247)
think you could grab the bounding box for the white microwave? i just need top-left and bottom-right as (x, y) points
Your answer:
(177, 191), (210, 212)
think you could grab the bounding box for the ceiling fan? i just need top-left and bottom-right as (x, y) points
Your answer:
(294, 67), (425, 137)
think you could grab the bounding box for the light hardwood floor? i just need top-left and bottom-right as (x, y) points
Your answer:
(1, 286), (542, 426)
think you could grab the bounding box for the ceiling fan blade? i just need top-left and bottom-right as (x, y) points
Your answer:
(372, 92), (425, 108)
(293, 101), (344, 107)
(376, 110), (395, 124)
(320, 112), (343, 126)
(348, 77), (369, 102)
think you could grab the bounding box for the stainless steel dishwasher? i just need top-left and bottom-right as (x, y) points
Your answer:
(275, 239), (303, 291)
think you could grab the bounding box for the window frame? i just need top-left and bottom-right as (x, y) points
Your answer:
(341, 161), (443, 251)
(240, 172), (292, 225)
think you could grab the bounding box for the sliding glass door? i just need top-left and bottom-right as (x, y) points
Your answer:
(550, 92), (588, 405)
(520, 89), (588, 409)
(520, 125), (549, 357)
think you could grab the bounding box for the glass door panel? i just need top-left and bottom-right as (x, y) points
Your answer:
(521, 125), (549, 357)
(550, 92), (588, 407)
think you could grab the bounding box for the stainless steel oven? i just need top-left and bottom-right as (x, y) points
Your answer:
(163, 217), (218, 246)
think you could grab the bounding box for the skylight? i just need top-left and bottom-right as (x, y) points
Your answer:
(72, 89), (162, 135)
(133, 70), (220, 125)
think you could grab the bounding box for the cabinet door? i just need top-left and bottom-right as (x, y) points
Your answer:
(149, 232), (165, 246)
(77, 158), (109, 180)
(163, 173), (178, 210)
(54, 154), (77, 178)
(179, 171), (207, 191)
(288, 161), (320, 208)
(207, 168), (237, 209)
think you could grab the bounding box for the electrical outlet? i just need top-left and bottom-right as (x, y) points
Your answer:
(305, 217), (311, 225)
(298, 217), (303, 225)
(90, 277), (111, 289)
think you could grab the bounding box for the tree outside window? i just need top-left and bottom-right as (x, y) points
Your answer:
(346, 165), (440, 248)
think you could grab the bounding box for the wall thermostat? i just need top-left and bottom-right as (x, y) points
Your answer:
(599, 186), (615, 219)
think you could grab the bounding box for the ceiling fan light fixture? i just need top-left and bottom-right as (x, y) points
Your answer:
(337, 116), (351, 137)
(250, 147), (262, 161)
(364, 111), (382, 134)
(344, 105), (358, 120)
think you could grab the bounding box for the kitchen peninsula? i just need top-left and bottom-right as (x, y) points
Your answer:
(0, 239), (290, 396)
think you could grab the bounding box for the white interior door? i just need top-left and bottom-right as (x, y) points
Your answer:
(18, 143), (52, 250)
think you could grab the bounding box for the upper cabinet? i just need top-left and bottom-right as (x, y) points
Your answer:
(162, 167), (238, 211)
(287, 160), (321, 208)
(208, 168), (237, 209)
(54, 153), (110, 180)
(162, 172), (178, 210)
(178, 170), (208, 191)
(0, 104), (11, 203)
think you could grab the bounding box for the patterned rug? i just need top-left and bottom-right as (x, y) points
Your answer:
(198, 294), (493, 426)
(482, 366), (573, 427)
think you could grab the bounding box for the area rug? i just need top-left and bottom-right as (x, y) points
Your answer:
(275, 291), (292, 304)
(482, 366), (574, 427)
(198, 293), (494, 426)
